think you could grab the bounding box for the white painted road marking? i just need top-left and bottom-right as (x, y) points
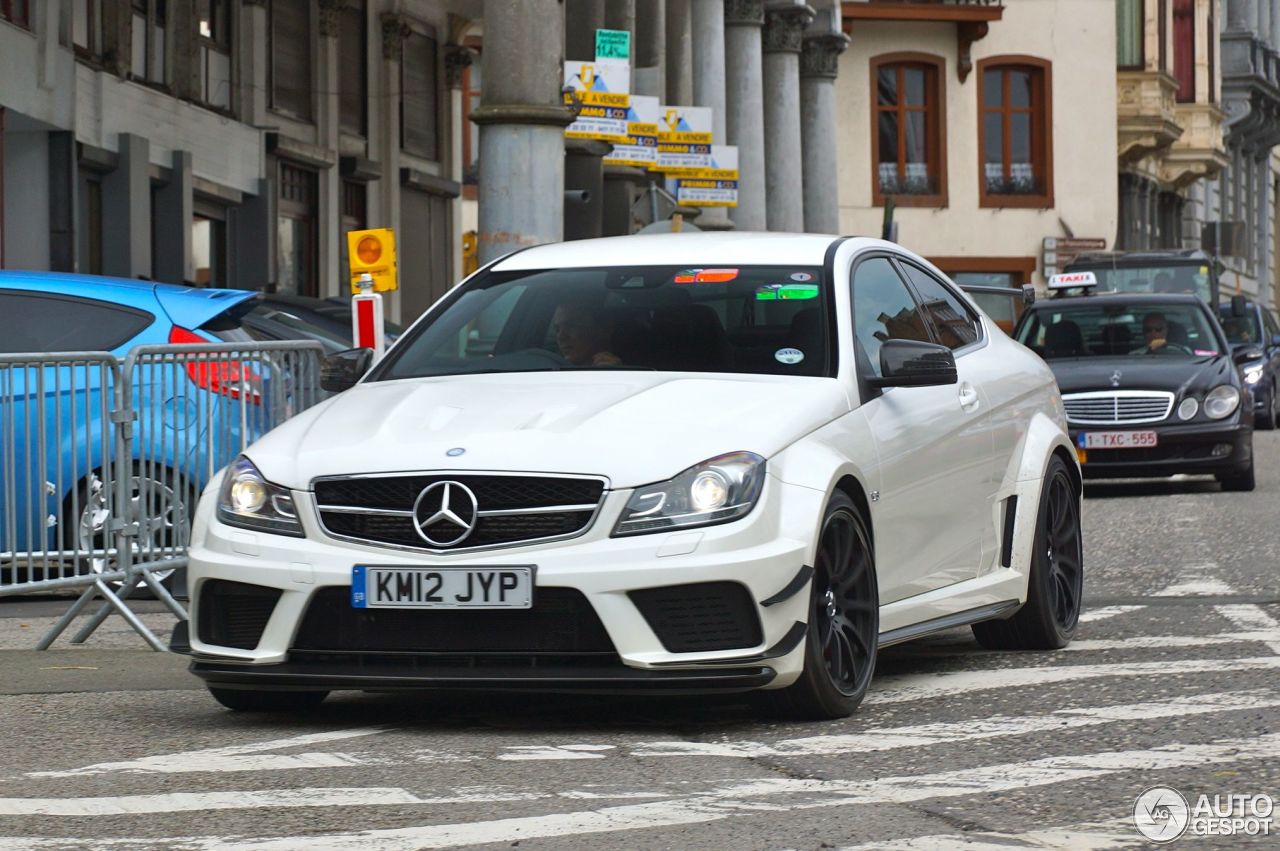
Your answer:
(1078, 605), (1144, 623)
(1216, 604), (1280, 655)
(838, 819), (1140, 850)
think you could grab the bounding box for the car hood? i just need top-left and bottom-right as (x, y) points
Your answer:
(1048, 355), (1236, 396)
(249, 372), (851, 490)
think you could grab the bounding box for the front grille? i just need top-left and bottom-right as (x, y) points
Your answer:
(292, 586), (616, 654)
(196, 579), (281, 650)
(313, 473), (606, 552)
(1063, 391), (1174, 425)
(630, 582), (762, 653)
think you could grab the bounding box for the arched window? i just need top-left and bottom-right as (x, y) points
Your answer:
(977, 56), (1053, 208)
(870, 53), (947, 208)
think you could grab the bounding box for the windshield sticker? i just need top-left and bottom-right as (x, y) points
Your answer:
(674, 268), (739, 284)
(789, 272), (814, 282)
(775, 347), (805, 365)
(756, 283), (819, 301)
(1194, 349), (1219, 357)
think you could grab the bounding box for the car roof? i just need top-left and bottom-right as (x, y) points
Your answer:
(1066, 249), (1211, 267)
(0, 269), (165, 298)
(1031, 292), (1207, 309)
(490, 232), (873, 271)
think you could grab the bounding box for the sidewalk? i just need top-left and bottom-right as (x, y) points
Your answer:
(0, 597), (195, 695)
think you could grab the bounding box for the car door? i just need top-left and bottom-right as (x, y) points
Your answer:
(850, 256), (990, 604)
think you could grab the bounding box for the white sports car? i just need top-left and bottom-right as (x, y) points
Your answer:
(178, 233), (1082, 719)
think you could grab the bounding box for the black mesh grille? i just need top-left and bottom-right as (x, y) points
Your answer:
(292, 586), (616, 653)
(1084, 444), (1222, 464)
(314, 474), (605, 550)
(630, 582), (763, 653)
(196, 580), (281, 650)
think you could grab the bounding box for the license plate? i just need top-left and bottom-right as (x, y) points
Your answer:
(1077, 430), (1159, 449)
(351, 566), (534, 609)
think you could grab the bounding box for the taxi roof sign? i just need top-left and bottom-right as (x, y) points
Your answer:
(347, 228), (398, 293)
(1047, 271), (1098, 290)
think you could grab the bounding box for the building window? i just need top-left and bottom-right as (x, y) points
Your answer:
(270, 0), (313, 121)
(131, 0), (168, 86)
(870, 53), (946, 207)
(401, 29), (440, 161)
(1116, 0), (1143, 70)
(339, 179), (367, 286)
(338, 2), (367, 136)
(1159, 0), (1168, 72)
(77, 170), (104, 275)
(197, 0), (232, 109)
(193, 206), (227, 287)
(1173, 0), (1194, 102)
(72, 0), (103, 57)
(978, 57), (1053, 208)
(277, 162), (318, 296)
(1, 1), (31, 30)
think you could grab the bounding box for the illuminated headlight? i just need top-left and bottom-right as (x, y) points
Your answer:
(1177, 397), (1199, 420)
(1243, 364), (1265, 385)
(613, 451), (766, 536)
(1203, 385), (1241, 420)
(216, 456), (304, 537)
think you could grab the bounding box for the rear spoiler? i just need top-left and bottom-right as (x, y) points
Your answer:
(153, 286), (261, 330)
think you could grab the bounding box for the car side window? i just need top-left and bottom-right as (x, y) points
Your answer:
(851, 257), (932, 378)
(0, 291), (154, 353)
(897, 262), (981, 350)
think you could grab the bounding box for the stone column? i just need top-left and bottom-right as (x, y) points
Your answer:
(666, 0), (693, 104)
(1258, 0), (1271, 48)
(1225, 0), (1253, 32)
(317, 2), (341, 296)
(725, 0), (767, 230)
(691, 0), (732, 228)
(636, 0), (666, 98)
(800, 30), (848, 233)
(565, 0), (611, 238)
(565, 0), (604, 60)
(102, 133), (151, 279)
(474, 0), (574, 265)
(762, 2), (813, 233)
(153, 151), (194, 284)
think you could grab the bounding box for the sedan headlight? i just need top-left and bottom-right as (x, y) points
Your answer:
(613, 451), (766, 536)
(1243, 364), (1265, 385)
(1203, 385), (1241, 420)
(216, 456), (305, 537)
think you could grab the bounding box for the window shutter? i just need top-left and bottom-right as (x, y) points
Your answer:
(271, 0), (312, 120)
(338, 3), (366, 135)
(401, 31), (439, 160)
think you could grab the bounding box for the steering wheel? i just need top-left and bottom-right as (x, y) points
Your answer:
(510, 347), (572, 367)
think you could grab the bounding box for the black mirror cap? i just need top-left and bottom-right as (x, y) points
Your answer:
(1231, 294), (1249, 317)
(1232, 345), (1264, 365)
(320, 347), (375, 392)
(1020, 283), (1037, 305)
(868, 339), (958, 388)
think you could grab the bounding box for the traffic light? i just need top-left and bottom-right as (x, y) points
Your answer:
(346, 228), (398, 293)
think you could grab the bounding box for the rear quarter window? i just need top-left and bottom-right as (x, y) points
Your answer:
(0, 291), (154, 353)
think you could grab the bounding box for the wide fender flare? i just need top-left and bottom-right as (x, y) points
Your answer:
(769, 438), (878, 567)
(1005, 411), (1079, 599)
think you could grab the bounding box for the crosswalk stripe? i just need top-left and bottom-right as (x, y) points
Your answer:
(1215, 604), (1280, 655)
(894, 630), (1280, 656)
(20, 732), (1271, 851)
(837, 819), (1139, 850)
(865, 655), (1280, 705)
(1078, 605), (1144, 623)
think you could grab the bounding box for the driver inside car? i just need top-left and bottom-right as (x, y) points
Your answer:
(552, 302), (622, 366)
(1132, 311), (1188, 355)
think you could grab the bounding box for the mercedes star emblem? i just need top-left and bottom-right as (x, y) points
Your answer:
(412, 481), (479, 547)
(1110, 369), (1123, 388)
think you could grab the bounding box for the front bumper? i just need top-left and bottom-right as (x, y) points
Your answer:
(179, 473), (822, 693)
(1072, 420), (1252, 479)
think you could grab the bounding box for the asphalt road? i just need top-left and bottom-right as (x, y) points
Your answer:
(1, 435), (1279, 849)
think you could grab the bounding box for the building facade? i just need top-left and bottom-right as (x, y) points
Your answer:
(835, 0), (1119, 293)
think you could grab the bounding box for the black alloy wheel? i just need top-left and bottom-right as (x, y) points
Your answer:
(974, 455), (1082, 650)
(773, 492), (878, 719)
(1259, 382), (1278, 431)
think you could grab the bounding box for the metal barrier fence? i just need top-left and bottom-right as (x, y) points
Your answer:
(0, 340), (326, 649)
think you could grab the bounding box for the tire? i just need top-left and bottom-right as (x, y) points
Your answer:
(1258, 383), (1278, 431)
(973, 455), (1082, 651)
(1217, 456), (1256, 492)
(771, 492), (879, 720)
(208, 687), (329, 712)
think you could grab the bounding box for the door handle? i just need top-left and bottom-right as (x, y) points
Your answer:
(958, 382), (980, 410)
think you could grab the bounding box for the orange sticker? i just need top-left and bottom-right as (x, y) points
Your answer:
(674, 268), (739, 284)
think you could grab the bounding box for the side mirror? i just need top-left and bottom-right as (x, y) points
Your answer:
(1232, 346), (1263, 365)
(320, 347), (374, 392)
(1271, 334), (1280, 349)
(1020, 283), (1037, 305)
(1231, 294), (1248, 317)
(868, 339), (958, 388)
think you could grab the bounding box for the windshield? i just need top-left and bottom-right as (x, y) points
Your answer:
(1071, 262), (1212, 303)
(1018, 301), (1224, 360)
(376, 265), (832, 380)
(1216, 305), (1261, 346)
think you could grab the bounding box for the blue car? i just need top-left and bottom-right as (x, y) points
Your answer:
(1218, 298), (1280, 430)
(0, 272), (263, 586)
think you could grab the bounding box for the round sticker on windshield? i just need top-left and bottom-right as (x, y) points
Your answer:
(790, 272), (813, 282)
(775, 347), (805, 365)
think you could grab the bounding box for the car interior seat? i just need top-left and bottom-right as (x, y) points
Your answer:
(1166, 319), (1188, 348)
(785, 308), (825, 367)
(1043, 319), (1085, 357)
(1096, 323), (1132, 355)
(651, 304), (733, 372)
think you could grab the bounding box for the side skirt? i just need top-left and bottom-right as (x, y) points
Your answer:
(878, 599), (1020, 648)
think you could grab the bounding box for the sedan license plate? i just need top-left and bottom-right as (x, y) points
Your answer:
(1077, 431), (1158, 450)
(351, 566), (534, 609)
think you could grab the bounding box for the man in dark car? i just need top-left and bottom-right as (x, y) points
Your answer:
(1132, 312), (1190, 355)
(552, 302), (621, 367)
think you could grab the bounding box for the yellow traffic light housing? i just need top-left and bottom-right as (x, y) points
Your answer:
(346, 228), (398, 293)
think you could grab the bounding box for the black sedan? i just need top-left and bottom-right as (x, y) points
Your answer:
(240, 294), (403, 354)
(1015, 293), (1255, 490)
(1218, 298), (1280, 430)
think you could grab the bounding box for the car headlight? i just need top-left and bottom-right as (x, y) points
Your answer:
(216, 456), (305, 537)
(1243, 364), (1265, 385)
(1177, 397), (1199, 420)
(1203, 385), (1241, 420)
(612, 451), (766, 536)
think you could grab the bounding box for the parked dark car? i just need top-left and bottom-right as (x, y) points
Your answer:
(241, 294), (403, 354)
(1217, 298), (1280, 430)
(1015, 290), (1255, 490)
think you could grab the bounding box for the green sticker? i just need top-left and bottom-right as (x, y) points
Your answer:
(756, 284), (818, 301)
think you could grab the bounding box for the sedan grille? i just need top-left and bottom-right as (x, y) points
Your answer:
(313, 473), (606, 552)
(1062, 391), (1174, 425)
